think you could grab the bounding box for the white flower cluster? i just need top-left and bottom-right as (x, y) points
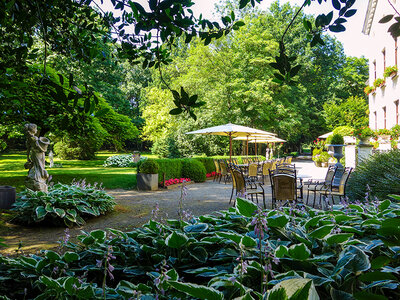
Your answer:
(103, 154), (136, 168)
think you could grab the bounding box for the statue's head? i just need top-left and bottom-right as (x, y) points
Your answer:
(25, 123), (37, 135)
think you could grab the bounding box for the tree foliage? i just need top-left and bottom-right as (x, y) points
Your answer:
(140, 1), (368, 156)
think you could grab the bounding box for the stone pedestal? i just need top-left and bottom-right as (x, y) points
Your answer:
(358, 144), (373, 164)
(345, 144), (356, 168)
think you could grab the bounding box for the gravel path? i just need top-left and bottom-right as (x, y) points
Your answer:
(0, 160), (324, 255)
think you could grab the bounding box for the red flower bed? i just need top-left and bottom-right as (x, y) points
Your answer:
(206, 171), (219, 178)
(163, 178), (191, 187)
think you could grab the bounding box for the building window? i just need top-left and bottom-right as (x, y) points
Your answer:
(374, 111), (377, 130)
(396, 100), (399, 125)
(383, 48), (386, 70)
(383, 106), (387, 129)
(373, 60), (377, 80)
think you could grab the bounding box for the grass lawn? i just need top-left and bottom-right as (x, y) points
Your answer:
(0, 151), (157, 191)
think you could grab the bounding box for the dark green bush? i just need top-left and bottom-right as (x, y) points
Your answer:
(347, 150), (400, 201)
(326, 133), (344, 145)
(156, 159), (183, 182)
(289, 152), (299, 157)
(194, 157), (215, 173)
(139, 159), (159, 174)
(182, 159), (206, 182)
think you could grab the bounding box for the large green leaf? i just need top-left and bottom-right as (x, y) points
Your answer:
(267, 278), (319, 300)
(288, 243), (311, 260)
(63, 252), (80, 263)
(189, 247), (208, 263)
(267, 214), (289, 228)
(309, 225), (334, 239)
(35, 206), (47, 220)
(168, 281), (223, 300)
(90, 230), (106, 243)
(216, 231), (243, 244)
(342, 245), (371, 273)
(240, 235), (257, 248)
(165, 231), (188, 248)
(325, 233), (353, 245)
(236, 197), (258, 217)
(184, 223), (208, 233)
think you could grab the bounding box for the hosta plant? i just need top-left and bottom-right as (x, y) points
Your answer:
(1, 197), (399, 299)
(11, 181), (116, 227)
(103, 154), (138, 167)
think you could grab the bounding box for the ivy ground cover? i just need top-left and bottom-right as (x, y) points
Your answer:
(0, 198), (399, 299)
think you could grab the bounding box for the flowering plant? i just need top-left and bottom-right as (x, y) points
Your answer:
(377, 128), (391, 136)
(383, 65), (398, 78)
(163, 178), (191, 187)
(373, 78), (385, 88)
(364, 85), (375, 95)
(206, 171), (218, 178)
(352, 127), (375, 140)
(312, 138), (325, 150)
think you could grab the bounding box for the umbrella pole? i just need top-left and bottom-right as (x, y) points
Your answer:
(246, 137), (249, 157)
(255, 142), (257, 157)
(229, 132), (232, 161)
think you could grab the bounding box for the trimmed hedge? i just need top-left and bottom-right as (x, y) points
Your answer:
(182, 159), (206, 182)
(193, 157), (215, 173)
(155, 159), (184, 182)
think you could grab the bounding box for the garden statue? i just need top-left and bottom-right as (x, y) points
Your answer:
(24, 123), (50, 192)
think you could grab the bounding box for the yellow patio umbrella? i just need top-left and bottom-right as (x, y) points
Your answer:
(233, 135), (286, 157)
(185, 123), (276, 160)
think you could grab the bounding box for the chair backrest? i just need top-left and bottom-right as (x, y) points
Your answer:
(286, 156), (293, 164)
(228, 163), (236, 188)
(270, 160), (278, 171)
(219, 160), (228, 175)
(242, 157), (249, 164)
(324, 165), (337, 186)
(248, 163), (258, 177)
(262, 161), (272, 175)
(231, 169), (245, 194)
(274, 164), (296, 176)
(213, 159), (221, 174)
(269, 170), (297, 202)
(337, 167), (353, 195)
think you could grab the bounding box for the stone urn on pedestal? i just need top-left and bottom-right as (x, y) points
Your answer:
(326, 133), (345, 186)
(354, 127), (375, 165)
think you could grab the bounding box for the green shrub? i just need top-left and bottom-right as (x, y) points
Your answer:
(11, 182), (116, 227)
(289, 151), (299, 157)
(155, 159), (183, 182)
(54, 141), (92, 160)
(312, 148), (322, 157)
(194, 157), (215, 173)
(320, 151), (331, 163)
(182, 159), (206, 182)
(326, 133), (344, 145)
(333, 126), (354, 137)
(347, 150), (400, 201)
(139, 159), (159, 174)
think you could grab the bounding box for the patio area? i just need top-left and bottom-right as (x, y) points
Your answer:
(0, 159), (326, 255)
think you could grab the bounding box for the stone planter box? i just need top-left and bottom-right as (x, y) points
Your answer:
(137, 173), (158, 191)
(0, 186), (16, 209)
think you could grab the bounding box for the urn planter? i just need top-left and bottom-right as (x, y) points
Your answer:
(0, 186), (16, 209)
(137, 173), (158, 191)
(327, 144), (345, 167)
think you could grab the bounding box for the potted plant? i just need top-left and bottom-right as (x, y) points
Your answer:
(320, 152), (331, 167)
(377, 128), (391, 142)
(137, 159), (159, 191)
(326, 133), (345, 166)
(364, 85), (375, 95)
(313, 154), (322, 167)
(383, 65), (398, 78)
(373, 78), (386, 89)
(352, 127), (375, 145)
